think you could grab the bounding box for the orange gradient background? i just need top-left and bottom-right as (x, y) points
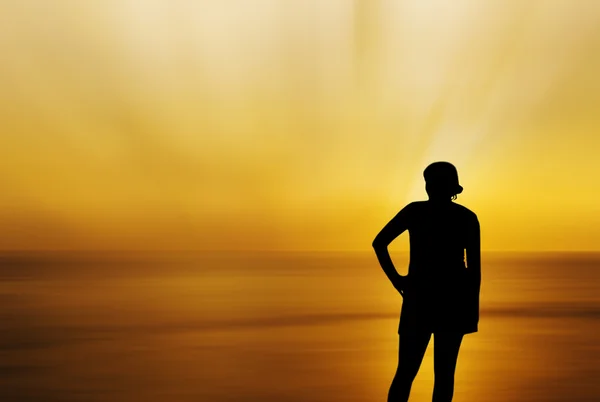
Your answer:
(2, 3), (600, 402)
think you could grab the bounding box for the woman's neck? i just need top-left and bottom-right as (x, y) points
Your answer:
(428, 197), (452, 203)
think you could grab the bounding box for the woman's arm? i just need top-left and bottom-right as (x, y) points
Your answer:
(372, 203), (413, 295)
(466, 214), (481, 324)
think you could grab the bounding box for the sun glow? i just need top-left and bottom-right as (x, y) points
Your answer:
(1, 1), (600, 251)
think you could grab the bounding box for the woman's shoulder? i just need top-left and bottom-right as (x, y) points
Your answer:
(406, 201), (478, 223)
(452, 203), (479, 220)
(404, 201), (428, 213)
(407, 201), (426, 208)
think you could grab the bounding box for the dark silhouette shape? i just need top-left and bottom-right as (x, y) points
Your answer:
(373, 161), (481, 402)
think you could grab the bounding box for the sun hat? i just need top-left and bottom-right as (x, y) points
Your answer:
(423, 161), (463, 195)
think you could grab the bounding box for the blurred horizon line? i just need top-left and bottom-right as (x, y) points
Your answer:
(1, 248), (599, 255)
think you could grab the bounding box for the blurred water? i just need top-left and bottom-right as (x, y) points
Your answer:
(1, 251), (599, 401)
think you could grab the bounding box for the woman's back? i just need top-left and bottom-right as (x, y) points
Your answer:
(394, 200), (480, 333)
(405, 200), (478, 276)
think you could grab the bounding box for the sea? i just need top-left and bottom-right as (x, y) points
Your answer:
(1, 250), (599, 401)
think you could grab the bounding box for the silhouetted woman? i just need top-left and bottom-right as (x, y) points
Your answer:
(373, 162), (481, 402)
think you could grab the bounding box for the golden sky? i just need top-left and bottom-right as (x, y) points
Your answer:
(1, 1), (600, 251)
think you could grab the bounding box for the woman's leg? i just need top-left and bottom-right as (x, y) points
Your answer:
(432, 332), (463, 402)
(388, 328), (431, 402)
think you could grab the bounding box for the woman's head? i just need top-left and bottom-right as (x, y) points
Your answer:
(423, 161), (463, 200)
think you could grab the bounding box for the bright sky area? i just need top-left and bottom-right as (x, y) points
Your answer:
(1, 1), (600, 251)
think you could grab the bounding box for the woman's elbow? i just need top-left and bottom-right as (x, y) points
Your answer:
(372, 236), (387, 251)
